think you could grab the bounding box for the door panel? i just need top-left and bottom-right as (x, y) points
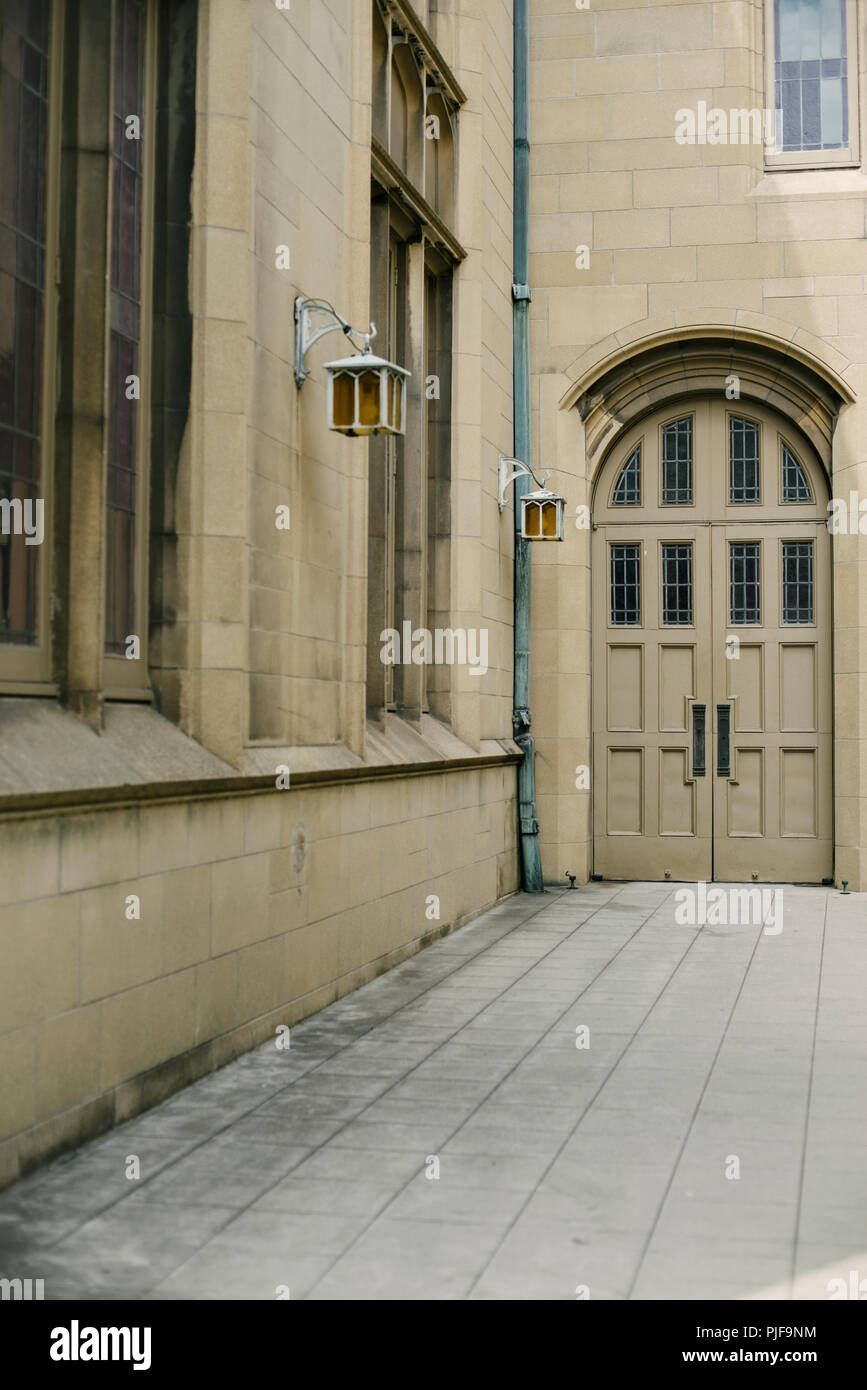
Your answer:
(591, 396), (832, 884)
(710, 520), (832, 882)
(592, 522), (712, 881)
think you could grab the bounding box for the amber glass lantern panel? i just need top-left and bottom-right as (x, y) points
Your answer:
(332, 373), (356, 430)
(523, 501), (542, 538)
(357, 369), (381, 430)
(541, 500), (559, 538)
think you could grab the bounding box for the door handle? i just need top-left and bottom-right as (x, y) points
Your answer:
(717, 703), (731, 777)
(692, 703), (706, 776)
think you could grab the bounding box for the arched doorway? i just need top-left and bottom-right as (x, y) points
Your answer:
(591, 395), (832, 883)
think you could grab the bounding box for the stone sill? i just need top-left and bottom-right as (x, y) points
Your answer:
(0, 698), (521, 819)
(0, 746), (520, 822)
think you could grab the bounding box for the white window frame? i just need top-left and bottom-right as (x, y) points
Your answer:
(764, 0), (861, 170)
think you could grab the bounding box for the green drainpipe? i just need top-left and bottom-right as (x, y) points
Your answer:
(512, 0), (544, 892)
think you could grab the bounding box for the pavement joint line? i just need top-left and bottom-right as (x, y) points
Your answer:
(622, 903), (775, 1300)
(462, 882), (728, 1299)
(790, 887), (830, 1286)
(10, 886), (577, 1275)
(302, 881), (680, 1299)
(147, 884), (657, 1299)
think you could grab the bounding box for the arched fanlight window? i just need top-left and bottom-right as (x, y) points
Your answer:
(781, 441), (812, 502)
(611, 445), (641, 505)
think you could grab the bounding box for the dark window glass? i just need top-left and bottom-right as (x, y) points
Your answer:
(775, 0), (848, 152)
(0, 0), (51, 646)
(661, 418), (692, 504)
(729, 417), (760, 502)
(730, 542), (761, 624)
(781, 442), (811, 501)
(610, 543), (640, 625)
(612, 445), (640, 506)
(661, 543), (692, 625)
(782, 540), (814, 623)
(106, 0), (146, 655)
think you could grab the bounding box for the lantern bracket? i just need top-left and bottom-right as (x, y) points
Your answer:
(498, 454), (550, 512)
(294, 297), (377, 388)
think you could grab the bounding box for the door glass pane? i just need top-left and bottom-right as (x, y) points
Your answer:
(0, 0), (51, 646)
(782, 540), (814, 622)
(781, 442), (811, 501)
(730, 542), (761, 624)
(661, 543), (692, 625)
(729, 417), (760, 502)
(610, 543), (640, 625)
(661, 418), (692, 504)
(612, 445), (640, 505)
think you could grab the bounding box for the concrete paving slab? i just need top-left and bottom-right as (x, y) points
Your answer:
(0, 882), (863, 1300)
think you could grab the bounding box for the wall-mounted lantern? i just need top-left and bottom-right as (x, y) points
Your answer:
(498, 455), (566, 541)
(520, 486), (566, 541)
(294, 296), (409, 436)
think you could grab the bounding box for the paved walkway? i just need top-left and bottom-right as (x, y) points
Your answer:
(1, 882), (865, 1300)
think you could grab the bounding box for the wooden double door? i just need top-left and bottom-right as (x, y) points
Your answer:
(592, 398), (832, 884)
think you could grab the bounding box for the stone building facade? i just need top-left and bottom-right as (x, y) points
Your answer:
(1, 0), (865, 1184)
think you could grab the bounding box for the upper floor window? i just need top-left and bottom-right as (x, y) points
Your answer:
(0, 0), (54, 682)
(0, 0), (163, 703)
(367, 1), (465, 721)
(766, 0), (860, 167)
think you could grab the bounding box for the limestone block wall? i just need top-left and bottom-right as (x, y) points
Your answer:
(528, 0), (867, 887)
(0, 760), (518, 1189)
(162, 0), (519, 768)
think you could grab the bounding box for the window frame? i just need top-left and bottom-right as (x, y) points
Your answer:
(778, 434), (815, 505)
(659, 539), (694, 627)
(0, 0), (63, 692)
(609, 541), (642, 628)
(367, 2), (465, 722)
(727, 410), (762, 506)
(764, 0), (861, 170)
(729, 539), (763, 627)
(610, 441), (642, 507)
(102, 0), (158, 699)
(658, 412), (695, 509)
(780, 536), (817, 625)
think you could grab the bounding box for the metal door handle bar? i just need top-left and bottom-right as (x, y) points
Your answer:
(717, 703), (731, 777)
(692, 703), (706, 776)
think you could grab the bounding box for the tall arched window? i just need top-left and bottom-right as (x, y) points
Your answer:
(367, 9), (464, 721)
(424, 91), (454, 223)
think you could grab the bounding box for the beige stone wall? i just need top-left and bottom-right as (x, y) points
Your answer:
(0, 761), (517, 1188)
(164, 0), (519, 766)
(529, 0), (867, 887)
(0, 0), (523, 1187)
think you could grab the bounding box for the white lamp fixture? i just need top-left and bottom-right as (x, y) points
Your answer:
(294, 296), (409, 437)
(498, 454), (566, 541)
(520, 486), (566, 541)
(323, 349), (409, 437)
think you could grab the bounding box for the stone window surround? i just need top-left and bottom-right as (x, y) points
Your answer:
(764, 0), (862, 172)
(367, 2), (466, 728)
(0, 0), (164, 723)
